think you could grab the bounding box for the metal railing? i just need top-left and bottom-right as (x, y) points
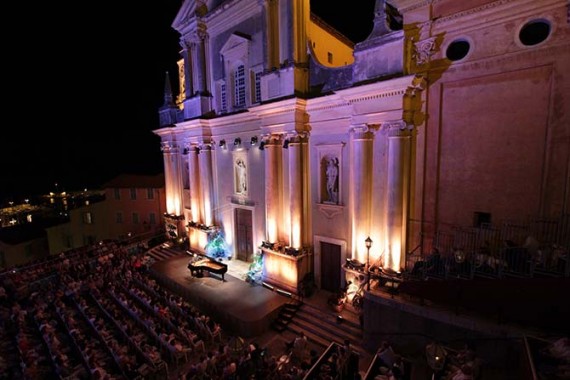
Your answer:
(405, 214), (570, 279)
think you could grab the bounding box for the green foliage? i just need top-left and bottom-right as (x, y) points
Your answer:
(205, 231), (229, 259)
(246, 252), (263, 284)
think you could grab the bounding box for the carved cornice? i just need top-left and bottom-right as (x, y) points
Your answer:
(433, 0), (518, 25)
(382, 120), (413, 137)
(413, 37), (437, 66)
(347, 89), (406, 104)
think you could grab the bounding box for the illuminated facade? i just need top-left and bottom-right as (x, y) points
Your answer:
(155, 0), (570, 293)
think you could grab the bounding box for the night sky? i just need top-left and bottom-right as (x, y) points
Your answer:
(2, 0), (375, 203)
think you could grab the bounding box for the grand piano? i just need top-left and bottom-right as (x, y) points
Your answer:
(187, 253), (228, 281)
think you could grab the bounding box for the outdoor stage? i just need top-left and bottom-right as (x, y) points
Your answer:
(151, 255), (288, 337)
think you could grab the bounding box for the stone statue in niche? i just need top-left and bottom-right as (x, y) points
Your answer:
(324, 156), (339, 204)
(235, 158), (247, 194)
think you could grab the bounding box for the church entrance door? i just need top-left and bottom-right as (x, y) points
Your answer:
(235, 208), (253, 262)
(321, 242), (341, 292)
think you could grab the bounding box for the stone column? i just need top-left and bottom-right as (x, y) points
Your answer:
(288, 134), (303, 249)
(187, 145), (202, 223)
(162, 142), (184, 216)
(263, 0), (280, 69)
(350, 126), (375, 264)
(191, 25), (207, 95)
(198, 144), (214, 227)
(384, 121), (412, 272)
(265, 135), (283, 243)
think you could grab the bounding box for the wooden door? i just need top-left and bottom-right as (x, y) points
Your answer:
(321, 242), (341, 292)
(235, 208), (253, 262)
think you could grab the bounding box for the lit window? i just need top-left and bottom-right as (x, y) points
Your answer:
(116, 212), (123, 224)
(132, 212), (139, 224)
(114, 188), (121, 200)
(149, 213), (156, 225)
(147, 188), (154, 199)
(327, 52), (333, 64)
(254, 71), (262, 103)
(234, 65), (246, 107)
(221, 83), (227, 112)
(130, 188), (137, 200)
(83, 212), (93, 224)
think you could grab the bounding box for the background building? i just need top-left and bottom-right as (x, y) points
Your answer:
(155, 0), (569, 295)
(102, 174), (166, 241)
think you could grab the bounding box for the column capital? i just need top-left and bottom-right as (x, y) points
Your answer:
(179, 38), (193, 51)
(285, 131), (310, 144)
(161, 141), (179, 153)
(191, 23), (208, 42)
(381, 120), (413, 137)
(350, 124), (378, 140)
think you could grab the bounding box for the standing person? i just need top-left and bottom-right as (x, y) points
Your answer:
(293, 331), (308, 363)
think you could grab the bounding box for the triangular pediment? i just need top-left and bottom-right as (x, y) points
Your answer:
(172, 0), (207, 31)
(220, 33), (251, 55)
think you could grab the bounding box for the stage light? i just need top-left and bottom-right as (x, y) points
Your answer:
(251, 136), (258, 145)
(219, 139), (226, 149)
(283, 139), (290, 149)
(259, 141), (266, 150)
(276, 288), (293, 298)
(195, 146), (200, 154)
(262, 282), (274, 291)
(234, 137), (241, 146)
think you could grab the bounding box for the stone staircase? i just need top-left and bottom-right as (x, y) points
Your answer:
(283, 301), (368, 358)
(146, 245), (185, 262)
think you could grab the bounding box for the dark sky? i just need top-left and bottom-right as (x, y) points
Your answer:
(2, 0), (374, 203)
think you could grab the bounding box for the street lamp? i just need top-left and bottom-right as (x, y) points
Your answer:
(365, 236), (373, 290)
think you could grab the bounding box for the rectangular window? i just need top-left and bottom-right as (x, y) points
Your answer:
(254, 71), (262, 103)
(147, 188), (154, 199)
(327, 52), (333, 64)
(221, 83), (227, 112)
(234, 65), (246, 107)
(132, 212), (139, 224)
(149, 213), (156, 225)
(116, 212), (123, 224)
(83, 212), (93, 224)
(114, 188), (121, 200)
(130, 188), (137, 200)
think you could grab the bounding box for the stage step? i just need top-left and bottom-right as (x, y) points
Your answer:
(271, 300), (302, 332)
(286, 302), (366, 357)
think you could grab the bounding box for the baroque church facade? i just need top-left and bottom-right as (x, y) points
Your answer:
(155, 0), (570, 294)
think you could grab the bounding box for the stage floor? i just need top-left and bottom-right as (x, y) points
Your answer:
(151, 255), (288, 337)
